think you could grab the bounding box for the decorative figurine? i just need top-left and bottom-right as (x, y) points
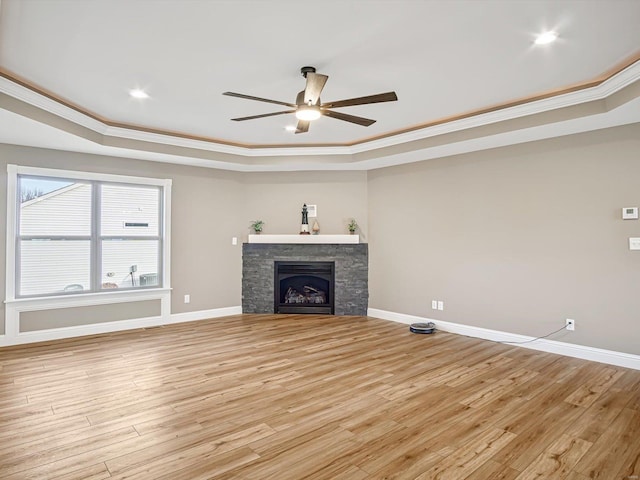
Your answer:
(312, 220), (320, 235)
(300, 204), (310, 234)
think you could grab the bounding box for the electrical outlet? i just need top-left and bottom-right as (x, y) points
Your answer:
(431, 300), (438, 310)
(184, 294), (190, 304)
(437, 301), (444, 311)
(232, 237), (238, 245)
(565, 319), (575, 331)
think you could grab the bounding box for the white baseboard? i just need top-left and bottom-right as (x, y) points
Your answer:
(0, 306), (243, 347)
(167, 306), (243, 324)
(0, 315), (165, 347)
(368, 308), (640, 371)
(6, 306), (636, 371)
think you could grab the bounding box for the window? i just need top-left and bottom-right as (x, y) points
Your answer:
(8, 166), (171, 299)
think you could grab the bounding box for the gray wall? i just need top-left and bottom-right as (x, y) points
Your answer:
(241, 171), (368, 239)
(367, 123), (640, 355)
(20, 300), (161, 332)
(0, 145), (368, 334)
(2, 122), (639, 355)
(0, 144), (247, 333)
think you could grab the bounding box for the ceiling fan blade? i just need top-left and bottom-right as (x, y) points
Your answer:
(231, 110), (296, 121)
(295, 120), (310, 134)
(323, 109), (376, 127)
(303, 73), (328, 105)
(322, 91), (398, 109)
(223, 92), (297, 108)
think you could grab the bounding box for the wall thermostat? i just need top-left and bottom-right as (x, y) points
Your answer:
(622, 207), (638, 220)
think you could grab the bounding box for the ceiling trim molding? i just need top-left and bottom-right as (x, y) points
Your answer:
(1, 61), (639, 174)
(352, 59), (640, 154)
(102, 125), (353, 157)
(1, 58), (639, 159)
(0, 72), (108, 135)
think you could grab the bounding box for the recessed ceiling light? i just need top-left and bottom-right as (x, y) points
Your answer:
(534, 31), (558, 45)
(285, 125), (297, 132)
(129, 89), (149, 99)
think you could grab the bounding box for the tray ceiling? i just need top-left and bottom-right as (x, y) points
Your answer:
(1, 0), (639, 171)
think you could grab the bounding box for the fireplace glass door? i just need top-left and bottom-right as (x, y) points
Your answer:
(274, 261), (335, 314)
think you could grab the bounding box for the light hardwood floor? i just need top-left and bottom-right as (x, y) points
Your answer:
(0, 314), (638, 479)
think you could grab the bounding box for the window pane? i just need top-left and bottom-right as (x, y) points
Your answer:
(101, 240), (159, 289)
(20, 240), (91, 296)
(20, 178), (91, 236)
(101, 185), (159, 236)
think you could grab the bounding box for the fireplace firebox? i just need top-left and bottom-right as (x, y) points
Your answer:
(274, 261), (335, 314)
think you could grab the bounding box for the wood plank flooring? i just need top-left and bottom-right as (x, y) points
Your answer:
(0, 314), (638, 479)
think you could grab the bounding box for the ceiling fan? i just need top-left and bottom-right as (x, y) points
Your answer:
(223, 66), (398, 134)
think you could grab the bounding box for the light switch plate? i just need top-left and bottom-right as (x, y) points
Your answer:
(630, 238), (640, 250)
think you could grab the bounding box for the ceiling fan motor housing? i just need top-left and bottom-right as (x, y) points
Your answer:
(300, 66), (317, 78)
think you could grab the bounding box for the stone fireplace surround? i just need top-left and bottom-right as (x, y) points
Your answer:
(242, 243), (368, 316)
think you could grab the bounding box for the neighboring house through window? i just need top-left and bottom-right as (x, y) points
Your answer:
(6, 165), (171, 299)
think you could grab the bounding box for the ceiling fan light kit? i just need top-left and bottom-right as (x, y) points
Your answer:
(295, 105), (321, 121)
(223, 66), (398, 134)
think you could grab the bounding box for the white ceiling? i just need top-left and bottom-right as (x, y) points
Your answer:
(0, 0), (639, 171)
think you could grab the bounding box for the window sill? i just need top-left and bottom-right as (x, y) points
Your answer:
(5, 288), (172, 310)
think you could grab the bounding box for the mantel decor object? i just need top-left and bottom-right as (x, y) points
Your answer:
(300, 204), (310, 235)
(348, 218), (358, 234)
(250, 220), (265, 234)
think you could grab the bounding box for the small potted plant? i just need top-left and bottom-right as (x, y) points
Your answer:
(250, 220), (265, 234)
(347, 218), (358, 234)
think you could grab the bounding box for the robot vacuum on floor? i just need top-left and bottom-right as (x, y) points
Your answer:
(409, 322), (436, 334)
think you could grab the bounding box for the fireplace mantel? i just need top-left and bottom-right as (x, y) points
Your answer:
(248, 234), (359, 244)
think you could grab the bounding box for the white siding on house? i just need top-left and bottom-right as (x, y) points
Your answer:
(101, 184), (159, 236)
(20, 183), (91, 236)
(20, 240), (90, 295)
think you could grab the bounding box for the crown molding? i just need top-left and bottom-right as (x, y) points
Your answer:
(351, 59), (640, 154)
(102, 125), (353, 157)
(0, 75), (108, 134)
(1, 60), (639, 171)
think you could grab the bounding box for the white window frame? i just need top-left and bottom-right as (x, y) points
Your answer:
(4, 165), (172, 343)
